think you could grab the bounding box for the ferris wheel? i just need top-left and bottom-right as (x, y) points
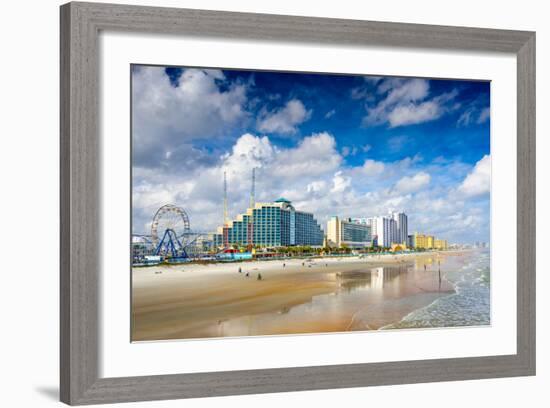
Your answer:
(150, 204), (191, 248)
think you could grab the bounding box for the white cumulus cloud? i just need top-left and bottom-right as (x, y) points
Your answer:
(132, 66), (250, 168)
(331, 171), (352, 193)
(257, 99), (311, 134)
(272, 132), (342, 178)
(393, 172), (431, 194)
(388, 101), (441, 127)
(133, 67), (248, 139)
(362, 159), (385, 176)
(457, 155), (491, 197)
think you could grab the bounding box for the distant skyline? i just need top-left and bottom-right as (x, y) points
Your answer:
(132, 65), (490, 244)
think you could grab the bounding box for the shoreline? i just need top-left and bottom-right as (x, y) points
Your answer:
(131, 250), (471, 341)
(134, 249), (470, 269)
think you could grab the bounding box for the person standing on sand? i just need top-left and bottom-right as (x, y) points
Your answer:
(238, 267), (242, 273)
(283, 263), (286, 268)
(257, 273), (262, 280)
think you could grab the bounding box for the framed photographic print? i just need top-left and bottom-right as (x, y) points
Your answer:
(60, 2), (535, 405)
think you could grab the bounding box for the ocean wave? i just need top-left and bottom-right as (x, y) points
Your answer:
(383, 250), (490, 330)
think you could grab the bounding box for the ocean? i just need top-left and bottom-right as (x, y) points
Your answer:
(383, 248), (491, 330)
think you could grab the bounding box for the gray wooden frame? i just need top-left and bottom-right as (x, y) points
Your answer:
(60, 1), (536, 405)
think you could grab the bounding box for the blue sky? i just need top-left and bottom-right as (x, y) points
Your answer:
(132, 65), (491, 244)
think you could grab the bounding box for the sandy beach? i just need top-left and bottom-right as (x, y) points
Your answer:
(131, 251), (474, 341)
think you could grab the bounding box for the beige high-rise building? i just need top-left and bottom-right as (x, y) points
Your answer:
(327, 216), (372, 248)
(327, 216), (341, 247)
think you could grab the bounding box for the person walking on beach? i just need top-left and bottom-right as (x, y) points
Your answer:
(238, 267), (242, 273)
(283, 263), (286, 268)
(257, 273), (262, 280)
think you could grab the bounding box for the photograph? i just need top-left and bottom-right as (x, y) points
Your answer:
(130, 65), (491, 341)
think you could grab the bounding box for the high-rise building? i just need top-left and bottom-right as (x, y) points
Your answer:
(358, 216), (394, 248)
(327, 216), (372, 248)
(391, 212), (408, 245)
(354, 215), (403, 248)
(215, 198), (324, 248)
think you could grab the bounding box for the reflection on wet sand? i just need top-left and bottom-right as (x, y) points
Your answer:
(132, 252), (465, 341)
(337, 264), (406, 292)
(211, 263), (450, 338)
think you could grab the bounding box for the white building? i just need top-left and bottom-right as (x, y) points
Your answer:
(354, 216), (392, 248)
(354, 212), (407, 248)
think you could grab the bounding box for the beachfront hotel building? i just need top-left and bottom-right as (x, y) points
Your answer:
(351, 212), (407, 248)
(434, 239), (448, 250)
(326, 216), (373, 248)
(408, 233), (434, 249)
(376, 216), (394, 247)
(214, 198), (324, 248)
(354, 216), (392, 248)
(391, 212), (408, 245)
(408, 233), (447, 250)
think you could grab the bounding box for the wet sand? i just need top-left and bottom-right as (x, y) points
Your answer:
(132, 252), (462, 341)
